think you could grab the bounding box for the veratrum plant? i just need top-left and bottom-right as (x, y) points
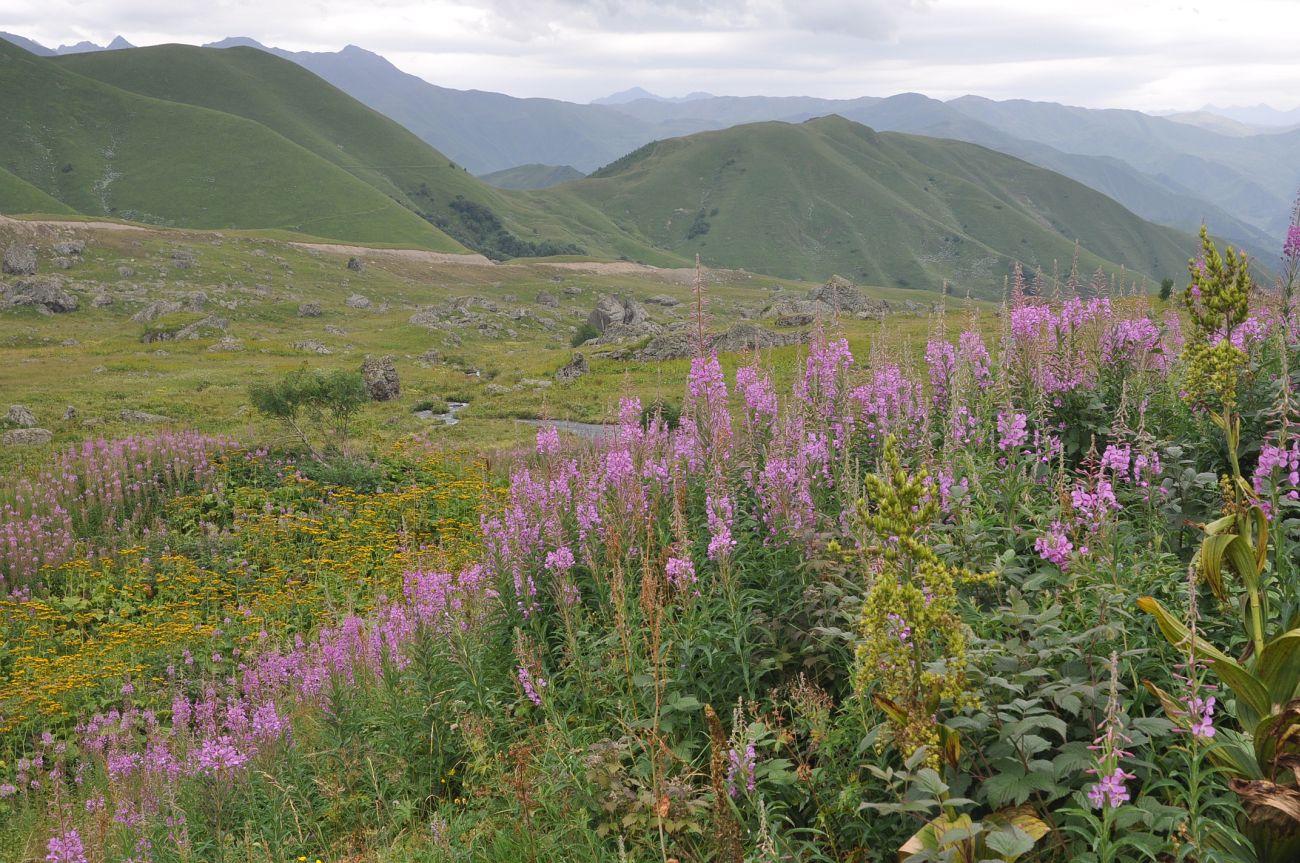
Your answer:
(1141, 231), (1300, 862)
(853, 437), (991, 765)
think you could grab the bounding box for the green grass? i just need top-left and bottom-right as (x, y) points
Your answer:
(0, 39), (459, 249)
(0, 166), (77, 215)
(539, 116), (1198, 295)
(0, 218), (989, 474)
(479, 163), (585, 190)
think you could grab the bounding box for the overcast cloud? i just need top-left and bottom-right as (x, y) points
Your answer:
(3, 0), (1297, 110)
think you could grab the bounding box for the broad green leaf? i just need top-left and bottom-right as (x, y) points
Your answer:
(985, 824), (1036, 859)
(1255, 631), (1300, 708)
(1137, 596), (1268, 728)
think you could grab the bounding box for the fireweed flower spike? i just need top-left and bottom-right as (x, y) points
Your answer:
(1087, 652), (1135, 810)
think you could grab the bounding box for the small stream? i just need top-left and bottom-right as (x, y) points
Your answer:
(414, 401), (469, 426)
(517, 418), (617, 441)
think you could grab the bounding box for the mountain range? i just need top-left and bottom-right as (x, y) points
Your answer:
(0, 32), (1287, 297)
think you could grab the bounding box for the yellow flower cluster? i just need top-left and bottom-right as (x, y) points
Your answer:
(0, 449), (490, 737)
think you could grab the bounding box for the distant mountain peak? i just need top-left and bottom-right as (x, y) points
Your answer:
(0, 31), (55, 55)
(54, 36), (134, 54)
(591, 86), (714, 105)
(203, 36), (269, 50)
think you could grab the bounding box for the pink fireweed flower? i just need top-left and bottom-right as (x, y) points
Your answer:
(997, 411), (1029, 452)
(665, 555), (697, 589)
(535, 425), (561, 456)
(726, 743), (757, 797)
(1035, 522), (1073, 569)
(706, 489), (736, 561)
(1087, 652), (1135, 810)
(46, 829), (88, 863)
(517, 665), (547, 707)
(544, 546), (575, 573)
(1285, 224), (1300, 261)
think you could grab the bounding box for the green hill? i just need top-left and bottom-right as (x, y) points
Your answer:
(0, 166), (77, 214)
(538, 115), (1197, 293)
(480, 164), (586, 190)
(0, 39), (460, 249)
(50, 44), (659, 262)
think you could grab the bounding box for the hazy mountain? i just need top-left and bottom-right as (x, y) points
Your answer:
(592, 87), (715, 105)
(0, 32), (53, 55)
(1205, 104), (1300, 128)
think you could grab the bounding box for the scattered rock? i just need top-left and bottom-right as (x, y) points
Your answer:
(324, 324), (347, 336)
(485, 383), (510, 396)
(563, 285), (582, 297)
(418, 349), (440, 365)
(92, 365), (107, 374)
(9, 280), (78, 313)
(132, 300), (184, 324)
(207, 336), (245, 352)
(775, 312), (815, 327)
(119, 410), (173, 423)
(53, 257), (74, 270)
(53, 241), (86, 257)
(62, 405), (77, 421)
(361, 355), (401, 401)
(2, 244), (37, 276)
(7, 404), (38, 427)
(298, 302), (322, 318)
(345, 293), (371, 309)
(587, 295), (651, 333)
(711, 323), (807, 354)
(184, 291), (208, 311)
(117, 266), (135, 278)
(520, 378), (553, 389)
(170, 249), (196, 270)
(3, 428), (52, 446)
(646, 294), (681, 307)
(346, 256), (365, 272)
(291, 340), (332, 355)
(555, 352), (589, 382)
(535, 291), (559, 308)
(60, 339), (78, 347)
(92, 293), (114, 308)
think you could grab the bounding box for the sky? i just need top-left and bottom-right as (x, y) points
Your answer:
(3, 0), (1299, 111)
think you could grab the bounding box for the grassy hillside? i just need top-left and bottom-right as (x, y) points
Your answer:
(0, 166), (78, 214)
(52, 44), (669, 262)
(0, 40), (460, 249)
(541, 115), (1196, 293)
(480, 164), (586, 190)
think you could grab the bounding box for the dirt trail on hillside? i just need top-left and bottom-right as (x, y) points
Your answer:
(533, 260), (712, 285)
(0, 215), (151, 235)
(289, 242), (495, 267)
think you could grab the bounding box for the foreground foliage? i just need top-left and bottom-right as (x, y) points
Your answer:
(2, 229), (1300, 862)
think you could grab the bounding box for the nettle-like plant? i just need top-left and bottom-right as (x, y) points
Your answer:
(1140, 228), (1300, 862)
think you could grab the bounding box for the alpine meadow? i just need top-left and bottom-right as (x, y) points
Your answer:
(3, 6), (1300, 863)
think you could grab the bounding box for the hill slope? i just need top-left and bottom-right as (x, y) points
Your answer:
(0, 167), (78, 215)
(540, 116), (1197, 293)
(51, 44), (657, 261)
(479, 164), (585, 190)
(0, 40), (461, 249)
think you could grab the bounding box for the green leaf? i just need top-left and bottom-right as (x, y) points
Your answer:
(1137, 596), (1268, 727)
(1255, 630), (1300, 708)
(985, 825), (1036, 859)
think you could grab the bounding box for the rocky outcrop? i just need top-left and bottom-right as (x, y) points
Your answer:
(347, 256), (365, 272)
(207, 336), (245, 352)
(645, 294), (681, 307)
(7, 404), (38, 427)
(763, 275), (891, 324)
(587, 295), (651, 333)
(633, 323), (808, 361)
(9, 280), (78, 313)
(53, 241), (86, 257)
(3, 428), (52, 446)
(298, 302), (322, 318)
(345, 293), (371, 309)
(361, 355), (400, 401)
(291, 340), (332, 355)
(555, 353), (589, 382)
(2, 245), (37, 275)
(535, 291), (559, 308)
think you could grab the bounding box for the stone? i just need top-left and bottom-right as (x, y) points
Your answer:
(207, 336), (245, 352)
(62, 405), (77, 421)
(3, 428), (52, 446)
(2, 244), (37, 275)
(170, 249), (196, 269)
(484, 383), (510, 395)
(117, 266), (135, 278)
(9, 280), (78, 313)
(324, 325), (347, 336)
(119, 410), (173, 423)
(298, 302), (322, 318)
(586, 295), (650, 333)
(776, 313), (815, 327)
(53, 241), (86, 257)
(711, 322), (807, 354)
(563, 285), (582, 297)
(346, 256), (365, 272)
(132, 300), (184, 323)
(555, 352), (589, 382)
(91, 293), (114, 308)
(645, 294), (681, 307)
(535, 291), (559, 308)
(361, 355), (400, 401)
(53, 257), (74, 270)
(7, 404), (38, 427)
(291, 340), (332, 355)
(345, 293), (371, 309)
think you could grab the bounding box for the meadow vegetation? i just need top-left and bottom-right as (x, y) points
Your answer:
(1, 209), (1299, 863)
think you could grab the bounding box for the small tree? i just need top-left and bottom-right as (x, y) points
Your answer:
(249, 366), (367, 461)
(571, 322), (599, 347)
